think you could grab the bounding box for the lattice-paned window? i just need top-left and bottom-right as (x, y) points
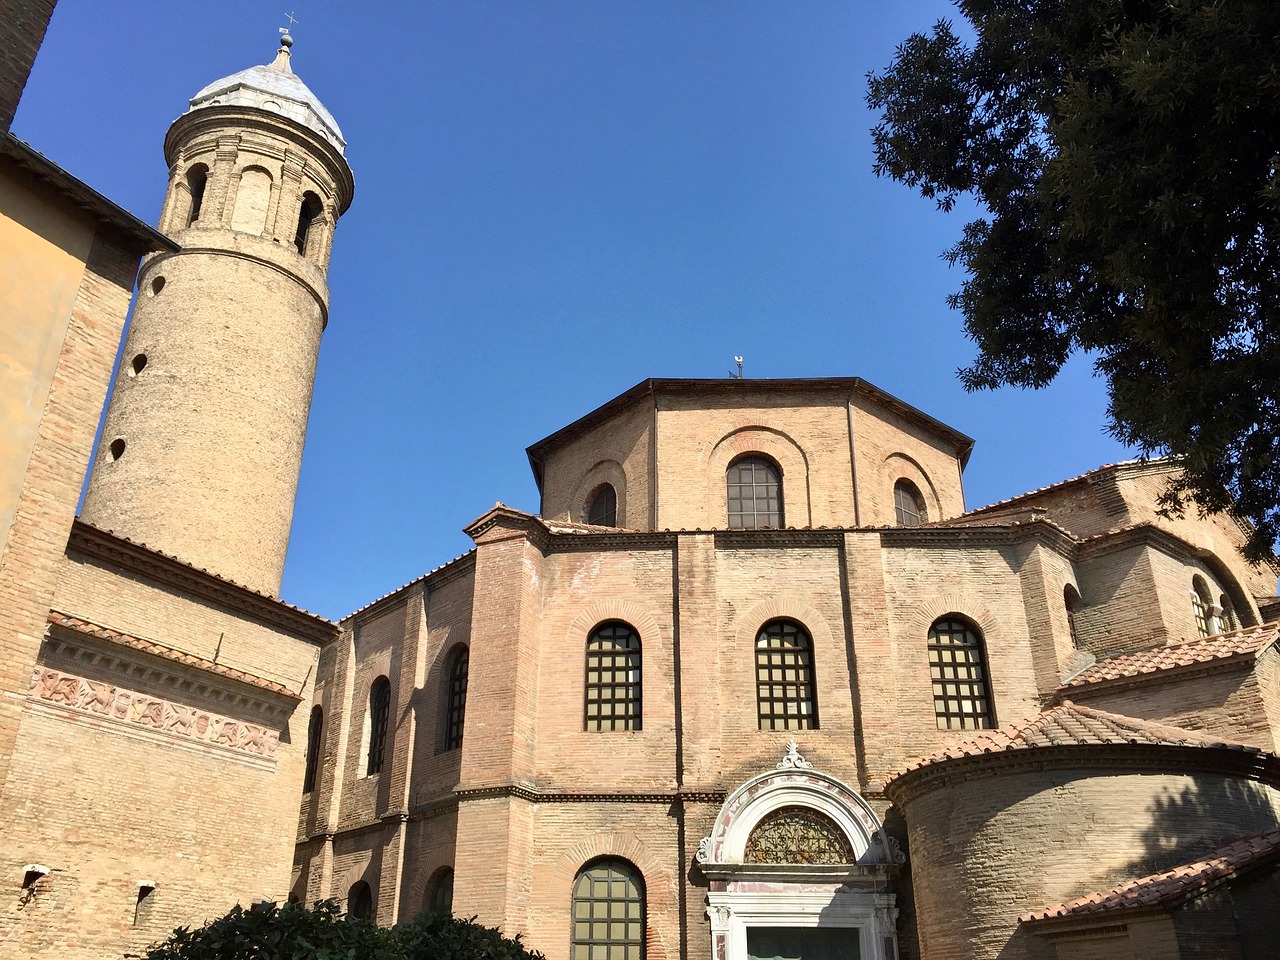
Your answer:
(727, 456), (782, 530)
(585, 622), (641, 731)
(585, 484), (618, 527)
(1192, 577), (1212, 637)
(1219, 595), (1238, 632)
(755, 620), (817, 730)
(571, 859), (644, 960)
(445, 647), (468, 751)
(893, 479), (926, 527)
(928, 618), (994, 730)
(348, 881), (374, 920)
(743, 805), (855, 865)
(366, 677), (390, 776)
(303, 704), (323, 793)
(426, 867), (454, 917)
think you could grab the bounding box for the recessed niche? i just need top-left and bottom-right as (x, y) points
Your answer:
(128, 354), (148, 378)
(149, 276), (165, 296)
(109, 438), (126, 461)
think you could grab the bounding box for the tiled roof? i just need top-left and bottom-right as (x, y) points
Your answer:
(891, 701), (1262, 779)
(72, 519), (332, 625)
(1060, 623), (1279, 690)
(47, 610), (298, 699)
(1021, 826), (1280, 923)
(960, 459), (1156, 518)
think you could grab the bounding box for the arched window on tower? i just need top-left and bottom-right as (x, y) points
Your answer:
(893, 479), (927, 527)
(294, 191), (323, 258)
(928, 617), (995, 730)
(584, 483), (617, 527)
(755, 619), (817, 730)
(584, 621), (641, 731)
(727, 455), (782, 529)
(444, 646), (469, 751)
(1191, 576), (1213, 637)
(365, 676), (390, 776)
(185, 164), (208, 227)
(571, 859), (644, 960)
(303, 704), (323, 793)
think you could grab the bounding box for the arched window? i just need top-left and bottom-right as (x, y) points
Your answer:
(185, 164), (207, 226)
(366, 676), (390, 776)
(294, 191), (322, 257)
(727, 455), (782, 529)
(425, 867), (454, 917)
(1063, 584), (1082, 647)
(928, 618), (995, 730)
(571, 859), (644, 960)
(585, 622), (641, 731)
(1191, 576), (1213, 637)
(445, 647), (468, 751)
(303, 704), (323, 793)
(755, 619), (817, 730)
(347, 880), (373, 920)
(893, 479), (927, 527)
(584, 484), (618, 527)
(1219, 594), (1238, 633)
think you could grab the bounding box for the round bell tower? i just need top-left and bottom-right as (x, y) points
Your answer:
(82, 33), (355, 596)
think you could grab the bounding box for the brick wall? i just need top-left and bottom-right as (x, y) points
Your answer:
(0, 0), (55, 132)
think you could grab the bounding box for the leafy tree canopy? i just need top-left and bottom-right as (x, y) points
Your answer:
(867, 0), (1280, 561)
(141, 900), (546, 960)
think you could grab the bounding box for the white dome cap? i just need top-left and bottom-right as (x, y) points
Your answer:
(187, 34), (346, 154)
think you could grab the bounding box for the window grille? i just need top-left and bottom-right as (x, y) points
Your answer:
(303, 705), (323, 793)
(445, 647), (468, 750)
(755, 620), (817, 730)
(571, 860), (644, 960)
(427, 868), (454, 917)
(893, 479), (926, 527)
(366, 677), (390, 775)
(743, 805), (855, 865)
(1192, 578), (1212, 637)
(727, 456), (782, 529)
(348, 881), (373, 920)
(585, 484), (617, 527)
(585, 622), (641, 731)
(928, 618), (994, 730)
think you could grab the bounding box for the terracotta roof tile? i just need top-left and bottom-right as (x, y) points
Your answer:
(1061, 623), (1279, 690)
(1020, 825), (1280, 922)
(47, 610), (298, 699)
(892, 701), (1262, 779)
(960, 459), (1155, 518)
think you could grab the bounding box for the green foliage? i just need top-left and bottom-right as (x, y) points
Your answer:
(141, 901), (545, 960)
(868, 0), (1280, 560)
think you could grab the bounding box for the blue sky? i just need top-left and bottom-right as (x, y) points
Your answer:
(16, 1), (1133, 620)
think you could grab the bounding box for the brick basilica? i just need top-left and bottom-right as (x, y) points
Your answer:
(3, 13), (1280, 960)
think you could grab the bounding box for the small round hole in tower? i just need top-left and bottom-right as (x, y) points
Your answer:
(149, 276), (165, 297)
(128, 354), (148, 378)
(109, 439), (126, 461)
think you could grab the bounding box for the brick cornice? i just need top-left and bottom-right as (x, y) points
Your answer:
(68, 520), (338, 646)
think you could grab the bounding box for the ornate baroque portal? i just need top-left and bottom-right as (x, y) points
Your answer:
(697, 743), (902, 960)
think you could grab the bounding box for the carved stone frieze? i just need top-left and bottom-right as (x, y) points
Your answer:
(29, 666), (279, 759)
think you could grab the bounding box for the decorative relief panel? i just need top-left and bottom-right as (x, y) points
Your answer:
(29, 666), (279, 759)
(743, 805), (855, 865)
